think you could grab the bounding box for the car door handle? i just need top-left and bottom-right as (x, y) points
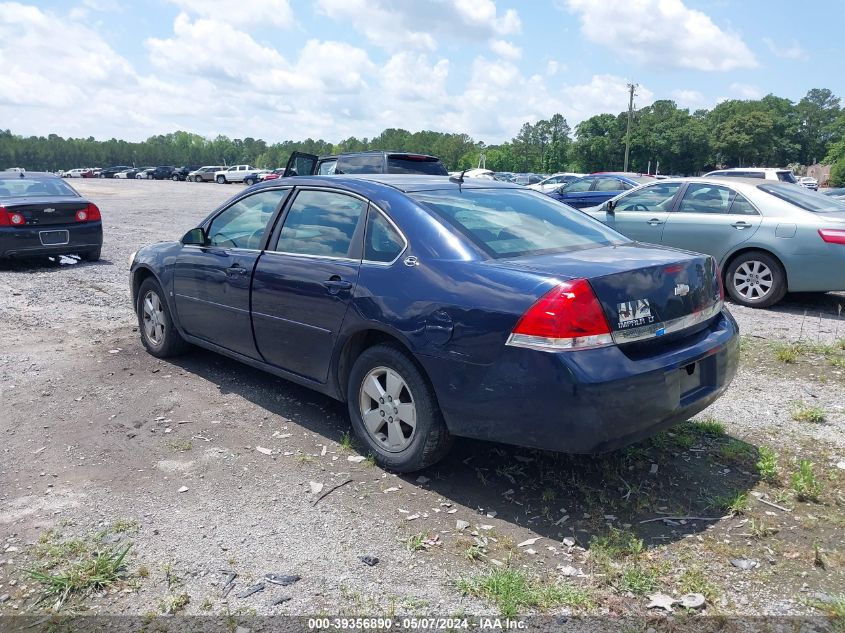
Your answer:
(646, 218), (664, 226)
(731, 221), (752, 229)
(225, 263), (249, 276)
(324, 278), (353, 293)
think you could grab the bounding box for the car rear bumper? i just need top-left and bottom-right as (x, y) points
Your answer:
(0, 222), (103, 258)
(420, 309), (739, 453)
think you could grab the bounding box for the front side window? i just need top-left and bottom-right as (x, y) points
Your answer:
(364, 211), (405, 263)
(411, 189), (627, 258)
(562, 177), (593, 193)
(206, 189), (288, 249)
(615, 183), (682, 211)
(677, 184), (735, 214)
(317, 160), (338, 175)
(274, 190), (368, 258)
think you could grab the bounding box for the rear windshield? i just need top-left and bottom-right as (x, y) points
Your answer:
(387, 156), (448, 175)
(0, 177), (78, 198)
(410, 188), (628, 258)
(631, 176), (655, 185)
(776, 171), (798, 183)
(760, 184), (845, 213)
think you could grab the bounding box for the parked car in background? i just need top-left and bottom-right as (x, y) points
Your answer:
(114, 168), (139, 179)
(99, 165), (133, 179)
(512, 173), (545, 186)
(283, 151), (448, 177)
(149, 166), (177, 180)
(129, 175), (737, 471)
(171, 165), (202, 182)
(0, 171), (102, 261)
(135, 167), (156, 179)
(798, 176), (819, 191)
(528, 172), (583, 192)
(261, 169), (286, 182)
(493, 172), (516, 182)
(548, 174), (653, 208)
(214, 165), (260, 185)
(187, 166), (225, 182)
(582, 177), (845, 308)
(822, 187), (845, 199)
(703, 167), (798, 184)
(62, 168), (93, 178)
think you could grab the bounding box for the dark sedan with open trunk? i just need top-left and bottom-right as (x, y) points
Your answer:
(129, 175), (738, 471)
(0, 171), (102, 261)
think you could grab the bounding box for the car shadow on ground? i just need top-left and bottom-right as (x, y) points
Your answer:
(728, 291), (845, 318)
(0, 255), (113, 271)
(169, 347), (760, 549)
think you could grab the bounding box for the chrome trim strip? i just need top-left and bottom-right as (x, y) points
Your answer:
(611, 301), (723, 345)
(261, 250), (359, 264)
(505, 332), (614, 352)
(174, 294), (251, 314)
(251, 311), (332, 334)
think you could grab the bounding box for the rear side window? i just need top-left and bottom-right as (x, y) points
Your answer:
(364, 211), (405, 263)
(337, 154), (383, 174)
(410, 189), (627, 258)
(760, 184), (845, 214)
(562, 177), (593, 192)
(728, 193), (759, 215)
(274, 190), (368, 257)
(317, 160), (337, 175)
(594, 177), (624, 192)
(387, 156), (448, 175)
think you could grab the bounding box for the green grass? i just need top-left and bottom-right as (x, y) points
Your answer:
(407, 532), (426, 552)
(167, 440), (193, 452)
(364, 454), (377, 468)
(620, 564), (658, 595)
(791, 460), (823, 502)
(589, 528), (645, 563)
(339, 430), (354, 451)
(294, 453), (315, 464)
(756, 446), (780, 484)
(719, 439), (755, 463)
(464, 544), (485, 561)
(689, 418), (726, 437)
(457, 568), (592, 616)
(773, 342), (800, 363)
(27, 543), (132, 608)
(712, 490), (749, 515)
(159, 592), (190, 614)
(110, 520), (139, 534)
(814, 594), (845, 632)
(791, 402), (827, 424)
(678, 567), (720, 603)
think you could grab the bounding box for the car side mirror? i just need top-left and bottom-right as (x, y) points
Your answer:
(182, 227), (207, 246)
(606, 200), (615, 213)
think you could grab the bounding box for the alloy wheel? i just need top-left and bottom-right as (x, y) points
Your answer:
(142, 290), (166, 346)
(733, 260), (773, 301)
(358, 366), (417, 453)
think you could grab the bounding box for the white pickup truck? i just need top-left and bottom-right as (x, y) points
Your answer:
(214, 165), (260, 185)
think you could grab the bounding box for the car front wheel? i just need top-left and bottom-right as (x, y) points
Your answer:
(171, 174), (179, 181)
(136, 277), (188, 358)
(725, 251), (787, 308)
(348, 344), (452, 472)
(216, 175), (226, 184)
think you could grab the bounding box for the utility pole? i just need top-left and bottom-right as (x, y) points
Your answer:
(624, 82), (637, 172)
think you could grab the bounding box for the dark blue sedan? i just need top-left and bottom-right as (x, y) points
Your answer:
(129, 175), (739, 472)
(549, 173), (654, 208)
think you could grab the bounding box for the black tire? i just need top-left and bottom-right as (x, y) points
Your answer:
(136, 277), (189, 358)
(725, 251), (787, 308)
(80, 247), (101, 262)
(216, 175), (226, 184)
(244, 177), (256, 186)
(347, 343), (452, 472)
(171, 174), (179, 181)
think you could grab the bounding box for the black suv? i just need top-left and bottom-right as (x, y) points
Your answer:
(283, 151), (448, 177)
(99, 165), (133, 178)
(171, 165), (202, 181)
(150, 165), (177, 180)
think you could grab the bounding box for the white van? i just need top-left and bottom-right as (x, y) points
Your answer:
(703, 167), (798, 184)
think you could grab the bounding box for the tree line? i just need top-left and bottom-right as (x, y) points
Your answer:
(2, 88), (843, 185)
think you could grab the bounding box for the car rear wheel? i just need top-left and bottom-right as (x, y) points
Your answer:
(136, 277), (188, 358)
(216, 175), (226, 184)
(171, 174), (179, 181)
(348, 344), (452, 472)
(244, 177), (256, 186)
(725, 251), (787, 308)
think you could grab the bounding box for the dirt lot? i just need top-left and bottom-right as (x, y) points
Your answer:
(1, 179), (845, 621)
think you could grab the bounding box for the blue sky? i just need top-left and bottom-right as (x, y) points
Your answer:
(1, 0), (842, 144)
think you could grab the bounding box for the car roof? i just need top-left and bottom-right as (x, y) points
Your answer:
(318, 150), (441, 160)
(706, 167), (790, 173)
(630, 176), (781, 190)
(255, 174), (522, 193)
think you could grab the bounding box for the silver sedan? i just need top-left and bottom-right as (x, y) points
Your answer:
(581, 177), (845, 308)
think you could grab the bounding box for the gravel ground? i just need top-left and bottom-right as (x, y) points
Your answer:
(1, 179), (844, 619)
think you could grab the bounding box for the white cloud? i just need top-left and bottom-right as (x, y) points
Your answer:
(166, 0), (293, 27)
(563, 0), (758, 71)
(763, 37), (808, 60)
(730, 83), (762, 99)
(671, 89), (706, 108)
(489, 39), (521, 60)
(315, 0), (520, 52)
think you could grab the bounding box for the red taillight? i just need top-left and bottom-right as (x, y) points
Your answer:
(0, 207), (25, 226)
(716, 264), (725, 301)
(508, 279), (613, 351)
(76, 203), (101, 222)
(819, 228), (845, 245)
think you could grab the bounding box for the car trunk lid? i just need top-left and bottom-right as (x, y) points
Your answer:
(2, 198), (89, 226)
(496, 243), (723, 345)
